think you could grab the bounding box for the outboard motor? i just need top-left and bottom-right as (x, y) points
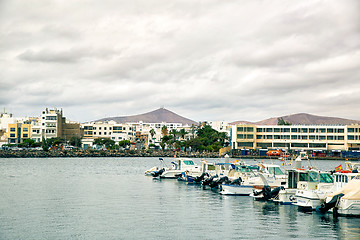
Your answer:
(151, 168), (165, 178)
(202, 175), (217, 186)
(230, 177), (243, 185)
(269, 186), (284, 199)
(209, 176), (229, 189)
(253, 185), (272, 200)
(193, 172), (209, 183)
(317, 193), (345, 214)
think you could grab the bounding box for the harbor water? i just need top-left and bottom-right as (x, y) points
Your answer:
(0, 157), (359, 240)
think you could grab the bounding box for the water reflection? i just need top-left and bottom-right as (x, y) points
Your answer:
(0, 157), (359, 240)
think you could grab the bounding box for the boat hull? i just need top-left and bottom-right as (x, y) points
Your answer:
(220, 184), (253, 196)
(273, 189), (297, 205)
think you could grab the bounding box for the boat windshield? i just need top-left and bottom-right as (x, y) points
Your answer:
(268, 167), (284, 175)
(236, 166), (251, 173)
(308, 172), (319, 182)
(207, 165), (215, 171)
(319, 173), (334, 183)
(183, 160), (195, 165)
(299, 172), (308, 181)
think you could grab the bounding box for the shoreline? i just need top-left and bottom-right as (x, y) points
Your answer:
(0, 149), (357, 161)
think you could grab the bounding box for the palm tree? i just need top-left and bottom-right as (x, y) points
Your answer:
(161, 125), (168, 137)
(169, 129), (178, 142)
(178, 129), (188, 140)
(149, 129), (156, 140)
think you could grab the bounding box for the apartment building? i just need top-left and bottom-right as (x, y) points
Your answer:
(232, 124), (360, 151)
(82, 121), (136, 145)
(7, 123), (31, 144)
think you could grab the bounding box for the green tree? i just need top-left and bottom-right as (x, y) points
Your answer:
(69, 136), (82, 147)
(149, 129), (156, 140)
(118, 140), (130, 147)
(161, 125), (168, 137)
(94, 138), (115, 149)
(19, 139), (36, 148)
(178, 129), (188, 140)
(169, 129), (178, 143)
(277, 117), (292, 125)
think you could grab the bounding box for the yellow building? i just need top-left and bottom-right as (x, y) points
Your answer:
(8, 123), (31, 144)
(232, 124), (360, 151)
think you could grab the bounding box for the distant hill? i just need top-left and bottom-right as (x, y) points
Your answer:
(96, 108), (198, 125)
(230, 113), (360, 125)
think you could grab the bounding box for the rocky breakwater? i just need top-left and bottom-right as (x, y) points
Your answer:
(0, 149), (221, 158)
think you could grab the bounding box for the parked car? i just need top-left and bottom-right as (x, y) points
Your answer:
(266, 150), (282, 156)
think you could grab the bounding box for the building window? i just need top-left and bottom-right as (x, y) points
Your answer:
(327, 136), (334, 140)
(266, 128), (273, 132)
(348, 135), (355, 140)
(291, 135), (297, 140)
(338, 129), (344, 133)
(338, 136), (344, 140)
(237, 127), (244, 132)
(23, 134), (28, 138)
(46, 116), (57, 120)
(291, 128), (297, 133)
(327, 128), (334, 133)
(23, 128), (29, 132)
(10, 128), (16, 132)
(10, 134), (15, 137)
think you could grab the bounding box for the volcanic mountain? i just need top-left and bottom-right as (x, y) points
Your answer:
(230, 113), (360, 125)
(96, 108), (198, 125)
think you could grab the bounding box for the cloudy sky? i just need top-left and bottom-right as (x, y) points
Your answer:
(1, 0), (360, 123)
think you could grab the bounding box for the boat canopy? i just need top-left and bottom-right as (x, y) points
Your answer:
(328, 177), (360, 200)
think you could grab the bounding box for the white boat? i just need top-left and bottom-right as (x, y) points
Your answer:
(273, 153), (308, 205)
(220, 164), (259, 195)
(319, 174), (360, 216)
(294, 170), (334, 211)
(221, 163), (287, 196)
(272, 169), (302, 205)
(145, 158), (202, 179)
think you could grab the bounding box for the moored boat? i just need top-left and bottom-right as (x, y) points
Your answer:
(294, 170), (334, 211)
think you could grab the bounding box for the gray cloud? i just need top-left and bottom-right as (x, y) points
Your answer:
(1, 0), (360, 123)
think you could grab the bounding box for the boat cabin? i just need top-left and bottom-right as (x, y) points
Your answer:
(297, 170), (334, 190)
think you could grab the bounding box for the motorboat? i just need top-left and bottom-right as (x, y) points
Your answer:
(220, 163), (259, 195)
(272, 169), (302, 205)
(144, 158), (202, 179)
(294, 170), (334, 211)
(221, 163), (287, 196)
(318, 174), (360, 216)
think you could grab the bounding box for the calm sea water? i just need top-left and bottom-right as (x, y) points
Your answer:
(0, 157), (359, 240)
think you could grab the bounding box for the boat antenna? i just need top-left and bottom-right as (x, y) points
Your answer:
(159, 158), (168, 168)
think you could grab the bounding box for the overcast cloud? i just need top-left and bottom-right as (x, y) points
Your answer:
(1, 0), (360, 123)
